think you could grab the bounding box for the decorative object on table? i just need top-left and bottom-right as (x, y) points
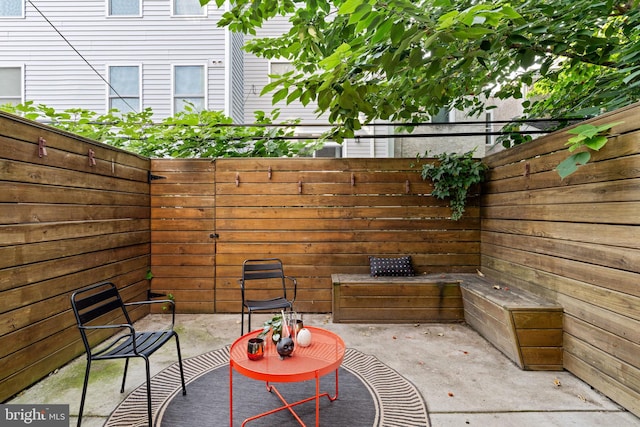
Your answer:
(247, 337), (264, 361)
(258, 311), (303, 344)
(258, 314), (285, 343)
(276, 310), (295, 359)
(293, 318), (304, 335)
(296, 327), (312, 347)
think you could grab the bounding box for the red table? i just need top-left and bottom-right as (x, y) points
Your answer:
(229, 326), (346, 426)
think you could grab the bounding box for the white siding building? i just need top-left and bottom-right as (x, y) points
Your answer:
(1, 0), (231, 118)
(1, 1), (522, 157)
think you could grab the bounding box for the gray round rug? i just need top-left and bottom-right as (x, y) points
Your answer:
(106, 347), (429, 426)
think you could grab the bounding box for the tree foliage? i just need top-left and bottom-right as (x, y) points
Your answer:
(205, 0), (640, 144)
(1, 101), (316, 158)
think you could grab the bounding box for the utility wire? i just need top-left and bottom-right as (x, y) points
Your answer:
(27, 0), (136, 112)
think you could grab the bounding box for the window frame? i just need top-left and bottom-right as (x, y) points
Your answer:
(106, 64), (142, 113)
(171, 0), (206, 17)
(0, 65), (24, 105)
(431, 107), (455, 124)
(313, 143), (343, 158)
(172, 63), (207, 115)
(485, 111), (495, 146)
(0, 0), (24, 18)
(106, 0), (142, 18)
(268, 60), (295, 81)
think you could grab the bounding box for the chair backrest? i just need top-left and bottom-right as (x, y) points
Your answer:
(70, 282), (132, 352)
(241, 258), (288, 296)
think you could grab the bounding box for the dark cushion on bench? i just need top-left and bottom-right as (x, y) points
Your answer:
(369, 255), (415, 277)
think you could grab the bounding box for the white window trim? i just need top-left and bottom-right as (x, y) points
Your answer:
(105, 0), (142, 18)
(171, 63), (208, 115)
(0, 65), (25, 104)
(0, 0), (24, 18)
(170, 0), (207, 17)
(106, 63), (142, 113)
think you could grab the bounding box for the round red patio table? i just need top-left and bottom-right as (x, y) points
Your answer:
(229, 326), (346, 426)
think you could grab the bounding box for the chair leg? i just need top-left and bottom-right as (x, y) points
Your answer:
(120, 358), (130, 393)
(247, 309), (252, 336)
(174, 333), (187, 396)
(240, 306), (245, 336)
(144, 356), (152, 427)
(77, 359), (92, 427)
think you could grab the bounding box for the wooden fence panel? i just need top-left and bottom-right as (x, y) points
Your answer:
(213, 158), (480, 313)
(481, 102), (640, 417)
(0, 112), (151, 402)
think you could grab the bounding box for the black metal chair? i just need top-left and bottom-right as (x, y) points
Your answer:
(239, 258), (297, 336)
(70, 281), (186, 427)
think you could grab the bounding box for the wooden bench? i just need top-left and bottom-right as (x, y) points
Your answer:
(451, 273), (563, 371)
(331, 274), (465, 323)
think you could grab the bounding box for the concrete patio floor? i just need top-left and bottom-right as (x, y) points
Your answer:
(8, 313), (640, 426)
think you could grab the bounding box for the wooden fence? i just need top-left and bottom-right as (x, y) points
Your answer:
(0, 111), (151, 402)
(482, 103), (640, 416)
(150, 158), (481, 314)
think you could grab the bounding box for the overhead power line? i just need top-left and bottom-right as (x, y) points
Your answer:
(27, 0), (136, 112)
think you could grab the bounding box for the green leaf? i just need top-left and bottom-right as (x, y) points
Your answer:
(583, 135), (608, 151)
(272, 88), (289, 104)
(319, 43), (351, 70)
(338, 0), (364, 15)
(390, 22), (405, 45)
(557, 152), (591, 180)
(566, 124), (599, 138)
(372, 19), (394, 44)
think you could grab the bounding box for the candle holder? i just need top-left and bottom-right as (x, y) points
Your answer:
(247, 337), (264, 361)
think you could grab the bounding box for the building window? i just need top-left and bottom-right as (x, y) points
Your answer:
(269, 61), (295, 79)
(0, 67), (23, 105)
(0, 0), (23, 17)
(485, 112), (494, 146)
(431, 107), (453, 123)
(172, 0), (205, 16)
(173, 65), (205, 113)
(108, 0), (141, 17)
(314, 144), (342, 158)
(108, 65), (140, 113)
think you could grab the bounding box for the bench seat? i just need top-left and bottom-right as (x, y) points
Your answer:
(450, 273), (563, 371)
(331, 274), (464, 323)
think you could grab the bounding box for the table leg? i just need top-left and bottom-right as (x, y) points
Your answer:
(229, 362), (233, 427)
(240, 369), (340, 426)
(315, 372), (319, 427)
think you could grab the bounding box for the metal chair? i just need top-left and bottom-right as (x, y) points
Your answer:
(70, 281), (186, 427)
(239, 258), (297, 336)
